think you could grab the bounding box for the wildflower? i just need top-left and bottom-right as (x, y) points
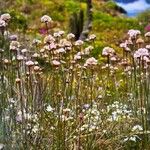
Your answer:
(126, 38), (133, 45)
(34, 66), (40, 71)
(3, 59), (10, 64)
(9, 34), (18, 41)
(39, 28), (47, 35)
(67, 33), (75, 40)
(56, 48), (66, 54)
(33, 39), (42, 45)
(145, 24), (150, 31)
(21, 49), (28, 53)
(132, 125), (143, 132)
(0, 49), (4, 53)
(134, 48), (149, 59)
(53, 32), (61, 38)
(110, 56), (117, 62)
(0, 19), (6, 28)
(84, 57), (98, 66)
(49, 42), (57, 50)
(32, 53), (40, 58)
(124, 47), (131, 52)
(52, 60), (61, 66)
(75, 40), (84, 46)
(1, 13), (11, 22)
(145, 32), (150, 37)
(46, 105), (54, 112)
(63, 108), (71, 112)
(41, 15), (52, 23)
(84, 46), (94, 55)
(16, 111), (23, 122)
(102, 47), (115, 56)
(32, 125), (39, 133)
(15, 78), (21, 83)
(44, 35), (55, 44)
(17, 55), (24, 61)
(42, 54), (48, 58)
(89, 34), (96, 40)
(25, 60), (34, 66)
(89, 125), (97, 132)
(127, 29), (141, 39)
(40, 48), (45, 53)
(58, 30), (65, 36)
(9, 41), (20, 51)
(74, 54), (81, 60)
(146, 44), (150, 50)
(120, 42), (127, 48)
(34, 61), (39, 65)
(59, 39), (72, 47)
(123, 135), (141, 142)
(83, 104), (90, 109)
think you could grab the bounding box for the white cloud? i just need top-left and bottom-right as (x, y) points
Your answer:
(116, 0), (150, 16)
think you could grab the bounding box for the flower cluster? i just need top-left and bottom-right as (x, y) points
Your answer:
(0, 13), (11, 29)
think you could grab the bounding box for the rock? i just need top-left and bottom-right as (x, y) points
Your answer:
(114, 5), (127, 14)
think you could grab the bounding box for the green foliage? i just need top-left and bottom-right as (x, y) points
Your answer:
(137, 9), (150, 27)
(92, 11), (142, 50)
(8, 10), (28, 31)
(65, 0), (80, 12)
(105, 0), (117, 9)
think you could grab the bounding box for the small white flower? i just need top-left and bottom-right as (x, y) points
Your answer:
(145, 32), (150, 37)
(75, 40), (83, 46)
(63, 108), (71, 112)
(52, 60), (61, 66)
(102, 47), (115, 56)
(84, 57), (98, 66)
(46, 105), (54, 112)
(67, 33), (75, 40)
(74, 54), (81, 60)
(58, 30), (65, 36)
(128, 29), (141, 38)
(10, 41), (20, 51)
(41, 15), (52, 23)
(146, 44), (150, 49)
(34, 66), (40, 71)
(120, 42), (127, 48)
(17, 55), (24, 61)
(53, 32), (61, 38)
(134, 48), (149, 59)
(33, 39), (41, 45)
(1, 13), (11, 21)
(0, 19), (6, 27)
(44, 35), (55, 44)
(32, 53), (40, 58)
(56, 48), (66, 54)
(132, 125), (143, 132)
(89, 34), (96, 40)
(26, 60), (34, 66)
(21, 49), (28, 53)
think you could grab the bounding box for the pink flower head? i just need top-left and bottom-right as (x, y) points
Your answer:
(145, 24), (150, 32)
(39, 28), (47, 35)
(127, 29), (141, 39)
(84, 57), (98, 67)
(41, 15), (52, 23)
(134, 48), (149, 59)
(1, 13), (11, 22)
(102, 47), (115, 56)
